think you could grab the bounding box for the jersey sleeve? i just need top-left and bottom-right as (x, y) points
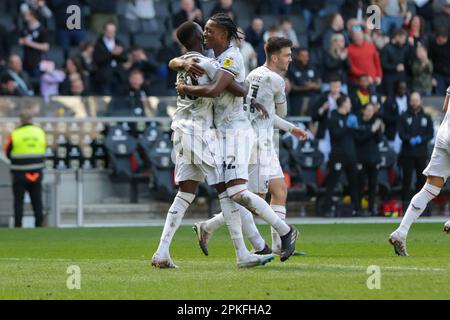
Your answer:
(219, 50), (241, 78)
(273, 75), (287, 117)
(197, 58), (218, 81)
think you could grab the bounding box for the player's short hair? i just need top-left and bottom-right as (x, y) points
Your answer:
(336, 94), (349, 108)
(264, 37), (293, 58)
(392, 28), (407, 38)
(176, 21), (200, 48)
(19, 109), (33, 124)
(328, 73), (342, 83)
(435, 27), (449, 38)
(210, 13), (242, 41)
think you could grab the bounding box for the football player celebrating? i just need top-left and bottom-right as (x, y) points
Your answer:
(176, 14), (299, 262)
(389, 85), (450, 256)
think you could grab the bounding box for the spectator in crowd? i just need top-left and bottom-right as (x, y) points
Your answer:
(308, 75), (343, 161)
(48, 0), (86, 55)
(210, 0), (237, 22)
(287, 48), (322, 115)
(257, 25), (282, 65)
(123, 46), (159, 91)
(90, 0), (119, 34)
(404, 14), (429, 48)
(347, 27), (382, 90)
(74, 40), (95, 80)
(322, 94), (361, 217)
(322, 13), (347, 51)
(233, 28), (257, 76)
(172, 0), (203, 31)
(6, 54), (34, 96)
(279, 16), (299, 48)
(301, 0), (327, 31)
(381, 80), (408, 154)
(398, 91), (433, 208)
(355, 103), (384, 216)
(245, 17), (265, 49)
(272, 0), (293, 15)
(40, 60), (65, 101)
(68, 75), (86, 96)
(433, 0), (450, 32)
(92, 22), (127, 95)
(19, 9), (50, 78)
(125, 68), (148, 116)
(323, 33), (350, 94)
(124, 0), (158, 33)
(20, 0), (53, 23)
(60, 56), (86, 95)
(370, 28), (390, 51)
(350, 74), (379, 116)
(411, 44), (433, 96)
(0, 74), (23, 96)
(429, 27), (450, 95)
(374, 0), (408, 35)
(380, 28), (411, 96)
(0, 25), (11, 64)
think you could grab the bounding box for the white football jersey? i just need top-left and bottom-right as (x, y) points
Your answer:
(245, 65), (286, 131)
(435, 99), (450, 149)
(171, 52), (220, 134)
(213, 46), (250, 131)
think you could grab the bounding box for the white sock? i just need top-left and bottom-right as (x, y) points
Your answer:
(203, 212), (226, 234)
(203, 206), (265, 252)
(156, 191), (195, 257)
(238, 205), (266, 252)
(270, 205), (286, 253)
(218, 191), (249, 261)
(227, 185), (290, 236)
(397, 183), (441, 238)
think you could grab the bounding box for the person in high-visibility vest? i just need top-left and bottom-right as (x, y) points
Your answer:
(4, 110), (46, 227)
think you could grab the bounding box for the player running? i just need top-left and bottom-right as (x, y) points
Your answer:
(389, 85), (450, 256)
(151, 21), (273, 268)
(176, 14), (299, 262)
(192, 37), (308, 256)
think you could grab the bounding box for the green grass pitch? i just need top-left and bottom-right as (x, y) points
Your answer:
(0, 223), (449, 299)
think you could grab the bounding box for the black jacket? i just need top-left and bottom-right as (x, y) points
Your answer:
(322, 51), (350, 84)
(381, 95), (409, 141)
(328, 110), (358, 162)
(354, 117), (383, 164)
(93, 36), (127, 84)
(429, 39), (450, 77)
(380, 42), (413, 76)
(398, 108), (433, 158)
(309, 92), (342, 140)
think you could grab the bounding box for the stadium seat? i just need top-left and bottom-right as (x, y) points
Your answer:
(260, 15), (280, 29)
(138, 129), (176, 202)
(104, 125), (149, 203)
(46, 47), (65, 68)
(154, 1), (170, 18)
(132, 33), (162, 51)
(116, 32), (131, 49)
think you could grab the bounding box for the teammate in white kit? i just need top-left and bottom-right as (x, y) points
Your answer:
(389, 85), (450, 256)
(192, 37), (308, 256)
(151, 21), (273, 268)
(176, 14), (299, 262)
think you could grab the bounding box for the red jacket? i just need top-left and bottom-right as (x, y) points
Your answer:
(348, 41), (383, 84)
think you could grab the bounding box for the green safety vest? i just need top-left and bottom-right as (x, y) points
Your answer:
(10, 125), (46, 171)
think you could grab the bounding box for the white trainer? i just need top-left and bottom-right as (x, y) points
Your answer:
(237, 254), (274, 268)
(444, 221), (450, 234)
(388, 231), (408, 256)
(151, 254), (179, 269)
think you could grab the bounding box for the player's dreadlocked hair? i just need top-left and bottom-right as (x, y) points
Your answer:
(209, 13), (243, 42)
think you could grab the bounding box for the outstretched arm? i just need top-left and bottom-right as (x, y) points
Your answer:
(274, 115), (308, 140)
(177, 70), (234, 98)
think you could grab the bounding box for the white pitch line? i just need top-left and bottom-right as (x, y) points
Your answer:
(0, 258), (448, 273)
